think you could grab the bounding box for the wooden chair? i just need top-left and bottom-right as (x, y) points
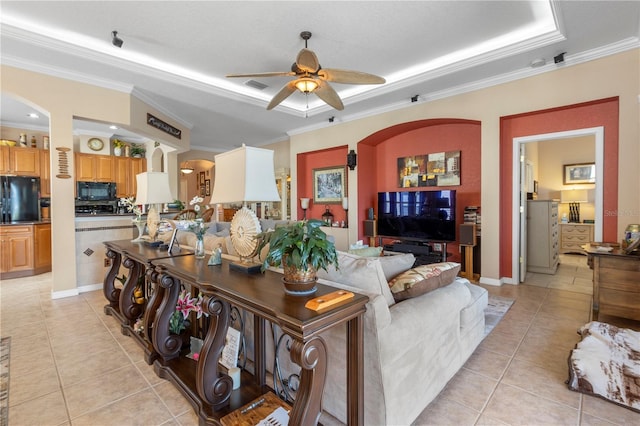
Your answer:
(201, 208), (215, 222)
(173, 209), (197, 220)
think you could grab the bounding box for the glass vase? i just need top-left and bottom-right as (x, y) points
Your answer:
(194, 235), (205, 259)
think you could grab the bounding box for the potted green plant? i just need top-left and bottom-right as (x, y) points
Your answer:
(130, 144), (146, 158)
(256, 219), (338, 295)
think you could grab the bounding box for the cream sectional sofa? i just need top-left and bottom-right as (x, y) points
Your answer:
(315, 251), (488, 425)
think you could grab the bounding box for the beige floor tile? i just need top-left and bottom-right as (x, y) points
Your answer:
(513, 332), (574, 370)
(175, 408), (200, 426)
(412, 394), (480, 425)
(8, 389), (69, 426)
(579, 412), (620, 426)
(475, 413), (509, 425)
(136, 359), (166, 386)
(501, 358), (580, 409)
(580, 394), (640, 425)
(153, 380), (195, 416)
(483, 383), (579, 425)
(9, 365), (61, 406)
(478, 329), (523, 357)
(64, 364), (150, 418)
(70, 388), (173, 426)
(439, 367), (498, 411)
(56, 345), (133, 386)
(461, 347), (511, 380)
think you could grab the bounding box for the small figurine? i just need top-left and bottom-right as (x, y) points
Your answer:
(208, 244), (223, 265)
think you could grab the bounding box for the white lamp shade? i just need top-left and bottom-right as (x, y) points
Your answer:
(342, 197), (349, 210)
(210, 145), (281, 203)
(560, 189), (588, 203)
(135, 172), (174, 205)
(300, 198), (310, 209)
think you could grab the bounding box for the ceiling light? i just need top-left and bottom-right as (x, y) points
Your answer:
(180, 162), (194, 174)
(109, 125), (118, 130)
(111, 30), (123, 48)
(530, 58), (546, 68)
(294, 78), (318, 93)
(27, 113), (39, 119)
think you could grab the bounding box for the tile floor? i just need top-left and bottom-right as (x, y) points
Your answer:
(1, 254), (639, 426)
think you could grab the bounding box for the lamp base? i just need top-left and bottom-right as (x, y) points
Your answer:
(569, 202), (581, 223)
(229, 260), (262, 274)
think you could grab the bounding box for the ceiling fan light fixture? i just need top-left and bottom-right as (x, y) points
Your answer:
(294, 77), (318, 93)
(180, 161), (194, 174)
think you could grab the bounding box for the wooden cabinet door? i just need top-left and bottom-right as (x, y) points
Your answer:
(40, 150), (51, 197)
(9, 147), (40, 176)
(0, 146), (9, 173)
(95, 155), (115, 182)
(75, 153), (95, 181)
(34, 223), (52, 271)
(114, 157), (130, 198)
(130, 158), (146, 195)
(0, 226), (34, 273)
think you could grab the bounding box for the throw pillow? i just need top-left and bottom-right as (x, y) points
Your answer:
(388, 262), (461, 302)
(378, 252), (416, 281)
(317, 251), (395, 306)
(347, 246), (383, 257)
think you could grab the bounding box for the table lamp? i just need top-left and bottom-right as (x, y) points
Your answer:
(561, 189), (588, 223)
(300, 198), (310, 220)
(210, 145), (280, 273)
(136, 172), (174, 243)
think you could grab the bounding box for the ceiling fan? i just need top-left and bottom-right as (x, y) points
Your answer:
(226, 31), (386, 111)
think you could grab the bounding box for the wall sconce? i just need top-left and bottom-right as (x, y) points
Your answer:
(347, 149), (357, 170)
(111, 31), (123, 48)
(300, 198), (310, 220)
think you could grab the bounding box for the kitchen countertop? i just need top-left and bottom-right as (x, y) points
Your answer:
(0, 220), (51, 226)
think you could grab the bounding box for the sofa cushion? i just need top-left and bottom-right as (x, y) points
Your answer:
(388, 262), (461, 302)
(378, 252), (416, 281)
(317, 251), (395, 306)
(347, 246), (383, 257)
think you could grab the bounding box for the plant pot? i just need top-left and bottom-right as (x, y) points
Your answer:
(282, 262), (317, 295)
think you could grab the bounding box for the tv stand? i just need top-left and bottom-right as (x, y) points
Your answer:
(381, 238), (449, 265)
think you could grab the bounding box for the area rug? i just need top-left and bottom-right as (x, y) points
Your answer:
(0, 336), (10, 426)
(484, 295), (514, 337)
(567, 321), (640, 413)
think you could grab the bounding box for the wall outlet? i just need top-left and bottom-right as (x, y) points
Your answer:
(104, 258), (111, 267)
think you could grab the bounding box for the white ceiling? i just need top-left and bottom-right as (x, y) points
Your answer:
(1, 1), (638, 152)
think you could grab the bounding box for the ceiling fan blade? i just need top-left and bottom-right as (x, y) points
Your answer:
(314, 80), (344, 111)
(296, 48), (320, 73)
(267, 81), (298, 110)
(318, 68), (386, 85)
(226, 71), (296, 78)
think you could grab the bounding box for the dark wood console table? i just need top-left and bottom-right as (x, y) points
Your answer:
(584, 244), (640, 321)
(103, 240), (192, 363)
(149, 255), (368, 425)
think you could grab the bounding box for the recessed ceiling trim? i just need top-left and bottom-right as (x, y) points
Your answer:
(130, 88), (193, 130)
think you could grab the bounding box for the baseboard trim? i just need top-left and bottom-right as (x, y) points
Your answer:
(78, 283), (103, 293)
(479, 276), (503, 286)
(51, 288), (79, 299)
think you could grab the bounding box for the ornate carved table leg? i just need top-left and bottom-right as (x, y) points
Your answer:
(141, 267), (164, 364)
(289, 336), (327, 426)
(103, 248), (121, 312)
(152, 272), (183, 361)
(119, 256), (144, 327)
(197, 295), (233, 409)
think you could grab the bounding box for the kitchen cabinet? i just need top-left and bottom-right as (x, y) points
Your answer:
(0, 223), (52, 279)
(115, 157), (146, 198)
(34, 223), (52, 273)
(0, 146), (41, 176)
(0, 224), (34, 277)
(75, 153), (115, 182)
(40, 149), (51, 197)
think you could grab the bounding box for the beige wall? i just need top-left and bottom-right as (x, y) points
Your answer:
(1, 65), (190, 297)
(290, 49), (640, 283)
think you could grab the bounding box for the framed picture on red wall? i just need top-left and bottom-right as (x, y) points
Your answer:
(313, 166), (346, 204)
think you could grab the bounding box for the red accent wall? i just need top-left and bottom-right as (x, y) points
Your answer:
(296, 145), (349, 223)
(499, 97), (619, 278)
(358, 119), (481, 263)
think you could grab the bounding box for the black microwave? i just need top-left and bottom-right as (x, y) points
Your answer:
(77, 182), (116, 201)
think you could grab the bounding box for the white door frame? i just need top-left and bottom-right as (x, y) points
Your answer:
(511, 126), (604, 284)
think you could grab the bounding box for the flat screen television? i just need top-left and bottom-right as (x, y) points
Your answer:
(377, 190), (456, 241)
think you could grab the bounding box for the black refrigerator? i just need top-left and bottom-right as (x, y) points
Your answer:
(0, 176), (41, 223)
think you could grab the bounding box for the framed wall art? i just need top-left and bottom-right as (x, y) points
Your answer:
(563, 163), (595, 185)
(397, 150), (461, 187)
(313, 166), (346, 204)
(205, 179), (211, 196)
